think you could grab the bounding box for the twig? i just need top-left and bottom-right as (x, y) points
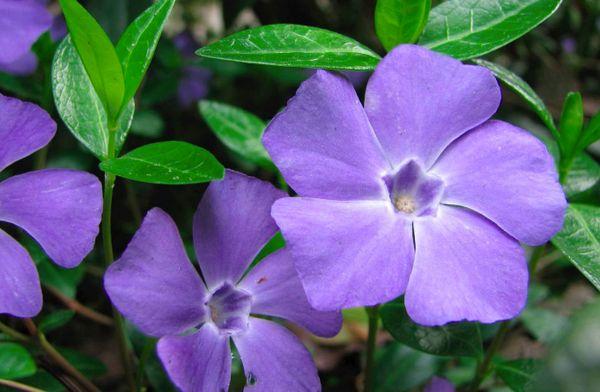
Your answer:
(44, 286), (114, 327)
(0, 379), (45, 392)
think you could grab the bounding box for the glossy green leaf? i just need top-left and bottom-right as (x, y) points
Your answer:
(473, 59), (556, 134)
(563, 153), (600, 199)
(380, 300), (483, 357)
(52, 37), (135, 159)
(577, 110), (600, 151)
(375, 0), (431, 50)
(199, 100), (272, 168)
(39, 310), (76, 333)
(116, 0), (175, 105)
(58, 0), (125, 121)
(419, 0), (563, 60)
(495, 359), (539, 392)
(0, 343), (36, 380)
(552, 204), (600, 291)
(558, 92), (584, 159)
(100, 141), (225, 185)
(197, 24), (381, 71)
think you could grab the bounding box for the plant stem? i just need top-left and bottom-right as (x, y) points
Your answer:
(364, 305), (379, 392)
(470, 321), (510, 391)
(44, 285), (114, 327)
(135, 339), (155, 392)
(528, 245), (546, 276)
(0, 379), (44, 392)
(0, 321), (29, 342)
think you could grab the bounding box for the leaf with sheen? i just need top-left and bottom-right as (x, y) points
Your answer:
(58, 0), (125, 121)
(495, 359), (539, 392)
(419, 0), (563, 60)
(375, 0), (431, 50)
(577, 110), (600, 151)
(563, 153), (600, 199)
(552, 204), (600, 291)
(0, 343), (36, 380)
(100, 141), (225, 185)
(558, 92), (584, 159)
(116, 0), (175, 106)
(52, 37), (135, 159)
(197, 24), (381, 71)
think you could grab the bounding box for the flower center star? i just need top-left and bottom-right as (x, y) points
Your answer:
(206, 282), (252, 335)
(385, 160), (445, 218)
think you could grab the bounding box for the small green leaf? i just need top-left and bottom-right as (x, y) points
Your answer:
(577, 110), (600, 151)
(0, 343), (36, 380)
(100, 141), (225, 185)
(197, 24), (381, 71)
(199, 100), (272, 168)
(473, 59), (556, 134)
(380, 300), (483, 357)
(116, 0), (175, 105)
(419, 0), (563, 60)
(39, 310), (76, 333)
(495, 359), (539, 392)
(375, 0), (431, 50)
(551, 204), (600, 291)
(563, 153), (600, 199)
(558, 92), (584, 159)
(58, 0), (125, 122)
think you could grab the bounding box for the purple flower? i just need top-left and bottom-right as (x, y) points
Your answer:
(0, 94), (102, 317)
(104, 170), (341, 391)
(263, 45), (566, 326)
(174, 32), (212, 108)
(424, 377), (454, 392)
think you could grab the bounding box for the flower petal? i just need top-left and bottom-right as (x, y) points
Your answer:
(0, 94), (56, 172)
(0, 51), (38, 76)
(233, 318), (320, 391)
(0, 229), (42, 317)
(364, 44), (500, 168)
(424, 377), (455, 392)
(263, 70), (391, 201)
(272, 197), (414, 310)
(0, 169), (101, 268)
(194, 170), (285, 290)
(239, 248), (342, 337)
(157, 324), (231, 392)
(431, 120), (566, 246)
(406, 205), (528, 326)
(105, 208), (207, 337)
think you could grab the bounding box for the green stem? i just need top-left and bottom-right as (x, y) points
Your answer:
(135, 339), (155, 392)
(364, 305), (379, 392)
(470, 321), (510, 391)
(0, 378), (44, 392)
(0, 321), (29, 342)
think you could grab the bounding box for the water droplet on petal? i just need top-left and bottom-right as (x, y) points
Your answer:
(247, 372), (257, 386)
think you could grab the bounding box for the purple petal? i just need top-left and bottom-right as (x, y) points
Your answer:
(0, 51), (38, 76)
(0, 94), (56, 172)
(177, 66), (211, 108)
(0, 0), (52, 64)
(0, 229), (42, 317)
(431, 120), (566, 246)
(239, 248), (342, 337)
(157, 324), (231, 392)
(0, 169), (101, 268)
(364, 44), (500, 168)
(232, 318), (320, 391)
(406, 206), (528, 326)
(194, 170), (285, 291)
(272, 197), (414, 310)
(424, 376), (455, 392)
(105, 208), (207, 337)
(263, 70), (391, 201)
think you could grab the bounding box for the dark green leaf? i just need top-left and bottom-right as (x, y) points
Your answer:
(577, 110), (600, 151)
(0, 343), (36, 380)
(100, 141), (225, 184)
(375, 0), (431, 50)
(60, 348), (107, 377)
(374, 342), (440, 392)
(15, 370), (65, 392)
(131, 110), (165, 138)
(197, 24), (381, 71)
(39, 311), (76, 333)
(558, 92), (584, 159)
(495, 359), (539, 392)
(419, 0), (563, 60)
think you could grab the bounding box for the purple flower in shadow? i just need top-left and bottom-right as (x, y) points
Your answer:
(424, 377), (454, 392)
(263, 44), (566, 326)
(174, 32), (212, 108)
(0, 94), (102, 317)
(104, 170), (341, 391)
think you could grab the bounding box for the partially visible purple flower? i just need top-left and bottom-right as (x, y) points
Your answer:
(0, 94), (103, 317)
(174, 32), (212, 107)
(263, 45), (566, 326)
(424, 377), (454, 392)
(561, 37), (576, 54)
(105, 170), (341, 391)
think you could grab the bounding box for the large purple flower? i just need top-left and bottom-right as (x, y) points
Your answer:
(0, 94), (102, 317)
(263, 45), (566, 326)
(104, 171), (341, 391)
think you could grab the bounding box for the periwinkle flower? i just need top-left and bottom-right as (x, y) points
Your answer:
(104, 170), (341, 391)
(173, 32), (212, 108)
(424, 377), (454, 392)
(0, 94), (102, 317)
(263, 45), (566, 326)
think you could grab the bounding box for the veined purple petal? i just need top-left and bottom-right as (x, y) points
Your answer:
(365, 44), (500, 169)
(232, 317), (320, 391)
(263, 70), (391, 201)
(239, 248), (342, 337)
(0, 229), (42, 317)
(406, 206), (528, 326)
(431, 120), (566, 246)
(194, 170), (285, 291)
(0, 169), (102, 268)
(105, 208), (208, 337)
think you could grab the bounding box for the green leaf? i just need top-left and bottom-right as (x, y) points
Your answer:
(100, 141), (225, 185)
(60, 348), (107, 377)
(0, 343), (36, 380)
(131, 110), (165, 139)
(419, 0), (563, 60)
(558, 92), (584, 159)
(520, 308), (568, 344)
(577, 110), (600, 151)
(39, 310), (76, 333)
(197, 24), (381, 71)
(52, 37), (135, 159)
(551, 204), (600, 291)
(380, 300), (483, 357)
(473, 59), (556, 134)
(199, 100), (272, 168)
(495, 359), (539, 392)
(116, 0), (175, 105)
(375, 0), (431, 50)
(563, 153), (600, 199)
(58, 0), (125, 122)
